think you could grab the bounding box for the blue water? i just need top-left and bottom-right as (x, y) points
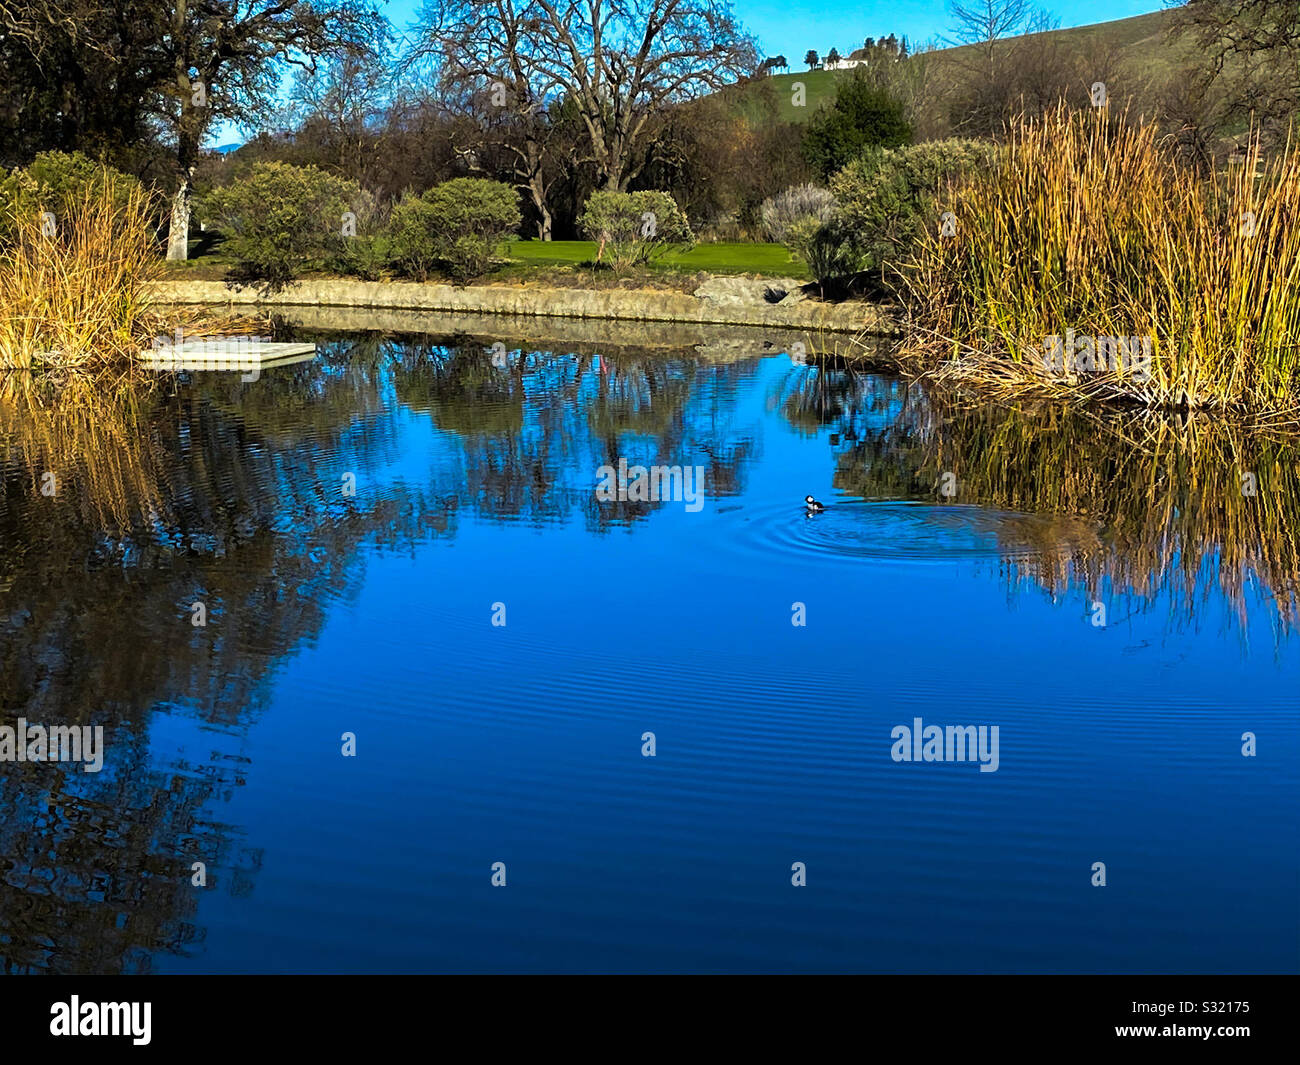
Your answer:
(1, 331), (1296, 973)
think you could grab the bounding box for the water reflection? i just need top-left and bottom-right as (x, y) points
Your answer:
(0, 351), (445, 972)
(1, 331), (1296, 972)
(390, 337), (759, 528)
(795, 373), (1299, 632)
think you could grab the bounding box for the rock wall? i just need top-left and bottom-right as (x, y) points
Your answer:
(253, 304), (897, 364)
(149, 277), (899, 335)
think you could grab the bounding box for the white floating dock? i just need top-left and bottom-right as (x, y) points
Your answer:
(141, 339), (317, 371)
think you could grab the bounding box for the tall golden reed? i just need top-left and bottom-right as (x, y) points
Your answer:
(899, 105), (1300, 417)
(0, 178), (165, 376)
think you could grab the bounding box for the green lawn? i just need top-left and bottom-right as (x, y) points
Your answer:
(158, 237), (810, 283)
(505, 239), (808, 278)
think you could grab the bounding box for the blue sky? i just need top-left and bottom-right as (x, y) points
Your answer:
(215, 0), (1168, 143)
(382, 0), (1167, 60)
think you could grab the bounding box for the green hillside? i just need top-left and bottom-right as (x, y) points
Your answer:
(719, 9), (1183, 125)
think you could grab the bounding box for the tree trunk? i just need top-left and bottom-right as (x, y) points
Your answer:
(167, 1), (193, 261)
(166, 177), (192, 261)
(166, 113), (202, 260)
(524, 152), (552, 241)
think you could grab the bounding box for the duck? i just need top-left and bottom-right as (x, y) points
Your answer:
(804, 494), (826, 513)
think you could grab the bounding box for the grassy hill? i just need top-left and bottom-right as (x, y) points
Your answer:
(719, 9), (1184, 125)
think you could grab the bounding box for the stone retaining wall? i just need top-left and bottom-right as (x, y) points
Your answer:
(149, 277), (899, 335)
(247, 304), (899, 363)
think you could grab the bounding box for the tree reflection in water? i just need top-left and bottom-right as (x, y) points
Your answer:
(1, 332), (1295, 972)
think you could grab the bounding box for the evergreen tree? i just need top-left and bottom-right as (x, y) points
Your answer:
(801, 71), (912, 180)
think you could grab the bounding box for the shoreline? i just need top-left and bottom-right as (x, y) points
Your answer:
(212, 303), (900, 362)
(147, 277), (899, 335)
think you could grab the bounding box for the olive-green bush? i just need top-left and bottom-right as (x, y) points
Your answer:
(200, 162), (361, 287)
(387, 178), (520, 282)
(0, 151), (145, 247)
(577, 190), (694, 272)
(829, 139), (996, 280)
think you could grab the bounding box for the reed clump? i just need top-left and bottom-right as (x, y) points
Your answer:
(899, 105), (1300, 416)
(0, 178), (166, 374)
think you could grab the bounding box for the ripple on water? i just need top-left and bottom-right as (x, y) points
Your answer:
(718, 498), (1050, 567)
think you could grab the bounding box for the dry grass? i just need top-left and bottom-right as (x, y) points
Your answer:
(0, 180), (168, 375)
(0, 171), (274, 407)
(0, 171), (275, 531)
(896, 105), (1300, 416)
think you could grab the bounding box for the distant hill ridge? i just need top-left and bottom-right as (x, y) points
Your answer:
(723, 10), (1180, 124)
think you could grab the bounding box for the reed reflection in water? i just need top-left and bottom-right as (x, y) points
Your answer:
(782, 368), (1300, 636)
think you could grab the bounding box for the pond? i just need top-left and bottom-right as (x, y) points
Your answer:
(1, 321), (1296, 974)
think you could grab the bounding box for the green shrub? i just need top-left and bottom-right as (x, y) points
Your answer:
(387, 178), (520, 282)
(0, 151), (145, 247)
(386, 198), (439, 280)
(802, 71), (913, 181)
(782, 215), (826, 265)
(761, 187), (862, 292)
(830, 139), (995, 282)
(329, 235), (386, 280)
(577, 190), (694, 272)
(327, 188), (388, 280)
(802, 218), (869, 295)
(200, 162), (361, 287)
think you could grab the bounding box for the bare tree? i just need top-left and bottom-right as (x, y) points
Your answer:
(281, 32), (397, 186)
(406, 1), (571, 239)
(944, 0), (1033, 75)
(412, 0), (758, 194)
(942, 1), (1065, 136)
(1171, 0), (1300, 145)
(156, 1), (385, 260)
